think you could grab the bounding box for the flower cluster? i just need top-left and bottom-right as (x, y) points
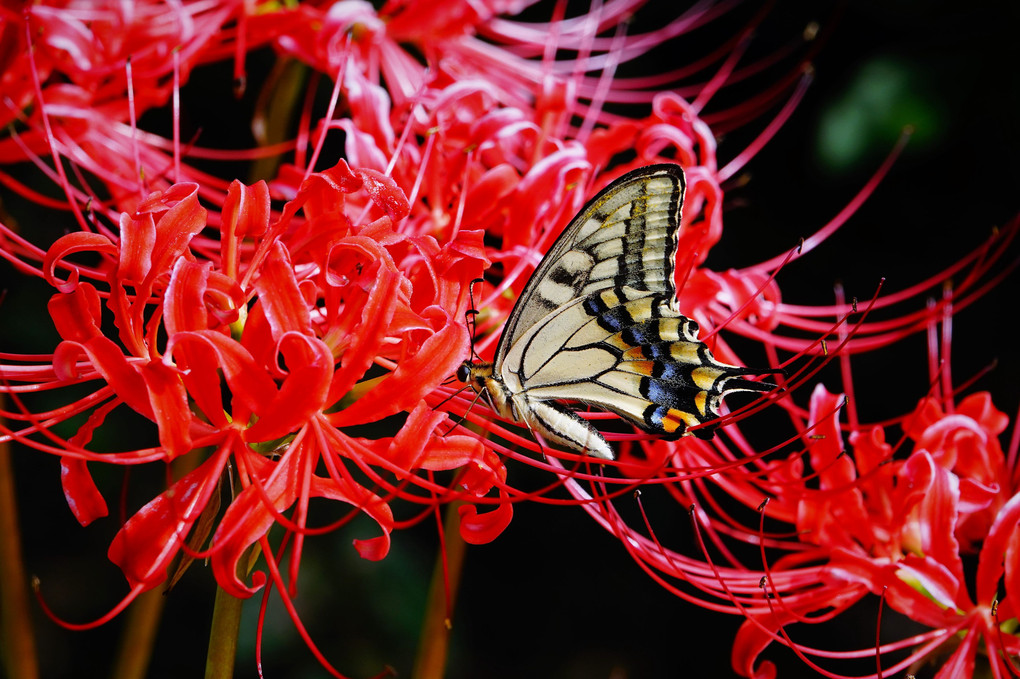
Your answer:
(0, 1), (1015, 677)
(730, 387), (1019, 678)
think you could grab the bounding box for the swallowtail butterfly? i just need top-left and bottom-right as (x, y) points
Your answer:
(458, 164), (774, 460)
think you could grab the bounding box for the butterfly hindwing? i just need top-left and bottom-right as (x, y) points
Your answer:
(500, 284), (771, 451)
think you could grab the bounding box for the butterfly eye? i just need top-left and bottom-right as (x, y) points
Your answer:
(456, 362), (471, 382)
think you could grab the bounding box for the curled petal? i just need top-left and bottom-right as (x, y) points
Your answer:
(254, 242), (313, 339)
(244, 333), (333, 443)
(117, 210), (157, 284)
(116, 184), (206, 291)
(60, 458), (108, 526)
(163, 256), (248, 337)
(458, 493), (513, 545)
(976, 492), (1020, 605)
(357, 167), (410, 220)
(956, 392), (1009, 436)
(222, 178), (271, 239)
(47, 282), (102, 343)
(42, 232), (117, 293)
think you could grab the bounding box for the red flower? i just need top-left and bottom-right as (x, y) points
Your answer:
(723, 382), (1018, 678)
(5, 158), (503, 618)
(7, 2), (1015, 678)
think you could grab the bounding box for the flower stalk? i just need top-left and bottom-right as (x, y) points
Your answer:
(205, 585), (244, 679)
(413, 502), (468, 679)
(0, 411), (39, 679)
(110, 587), (166, 679)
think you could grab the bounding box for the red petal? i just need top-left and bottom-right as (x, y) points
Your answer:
(141, 361), (193, 459)
(117, 210), (157, 284)
(357, 168), (410, 220)
(457, 491), (512, 544)
(976, 492), (1020, 605)
(957, 391), (1009, 436)
(142, 183), (207, 290)
(253, 242), (312, 339)
(60, 458), (108, 526)
(108, 447), (229, 590)
(901, 452), (964, 584)
(222, 179), (270, 238)
(164, 258), (213, 335)
(47, 282), (102, 343)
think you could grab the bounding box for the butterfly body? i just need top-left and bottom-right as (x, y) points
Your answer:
(460, 164), (772, 460)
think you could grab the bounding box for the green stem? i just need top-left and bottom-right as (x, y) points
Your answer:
(204, 585), (244, 679)
(0, 413), (39, 679)
(412, 503), (468, 679)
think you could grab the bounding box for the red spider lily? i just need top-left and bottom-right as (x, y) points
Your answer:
(5, 1), (1015, 678)
(722, 385), (1020, 679)
(2, 157), (510, 622)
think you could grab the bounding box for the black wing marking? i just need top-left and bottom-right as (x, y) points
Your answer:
(507, 286), (774, 442)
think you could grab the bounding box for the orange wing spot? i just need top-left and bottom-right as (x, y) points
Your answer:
(619, 360), (655, 376)
(622, 345), (647, 360)
(662, 408), (699, 434)
(607, 334), (633, 351)
(694, 390), (709, 417)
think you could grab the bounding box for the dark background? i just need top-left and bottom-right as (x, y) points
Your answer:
(2, 1), (1018, 678)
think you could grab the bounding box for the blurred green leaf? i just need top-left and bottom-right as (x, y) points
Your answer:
(817, 57), (941, 170)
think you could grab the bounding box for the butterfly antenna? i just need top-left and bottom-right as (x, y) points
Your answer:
(465, 277), (485, 363)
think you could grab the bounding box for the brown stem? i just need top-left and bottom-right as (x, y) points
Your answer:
(412, 503), (468, 679)
(110, 586), (166, 679)
(0, 412), (40, 679)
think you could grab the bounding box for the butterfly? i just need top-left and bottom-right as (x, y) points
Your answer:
(458, 164), (775, 460)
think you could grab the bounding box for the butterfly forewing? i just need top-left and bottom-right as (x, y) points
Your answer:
(494, 165), (684, 363)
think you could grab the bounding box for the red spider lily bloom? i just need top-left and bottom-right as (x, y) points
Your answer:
(2, 159), (504, 621)
(726, 385), (1019, 679)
